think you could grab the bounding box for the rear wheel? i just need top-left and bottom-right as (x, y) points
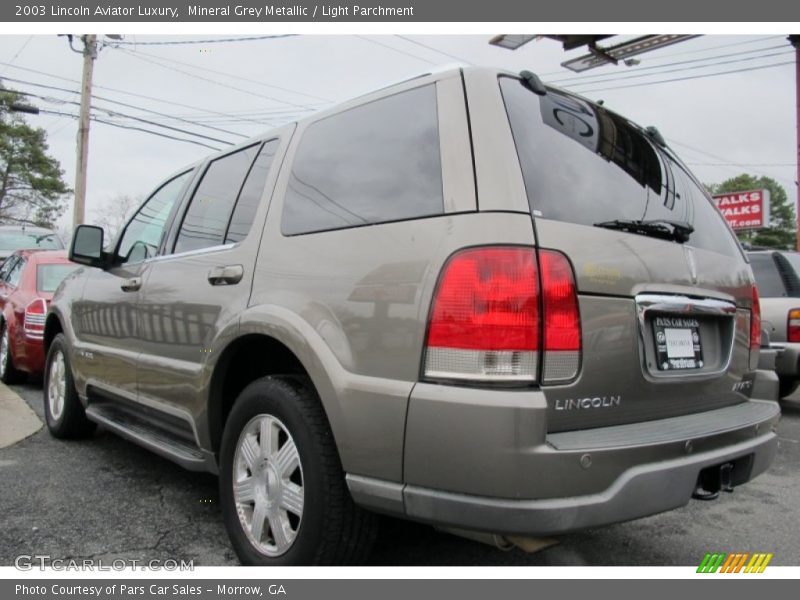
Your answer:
(219, 376), (377, 565)
(44, 334), (95, 439)
(778, 377), (799, 399)
(0, 322), (23, 384)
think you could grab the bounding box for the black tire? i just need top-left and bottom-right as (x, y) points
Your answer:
(219, 375), (377, 565)
(0, 321), (24, 384)
(779, 377), (799, 399)
(43, 333), (96, 439)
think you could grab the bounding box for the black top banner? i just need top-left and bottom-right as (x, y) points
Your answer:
(2, 0), (800, 22)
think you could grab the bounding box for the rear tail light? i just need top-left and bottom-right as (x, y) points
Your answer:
(24, 298), (47, 339)
(750, 286), (761, 350)
(787, 308), (800, 343)
(540, 251), (581, 382)
(423, 246), (581, 384)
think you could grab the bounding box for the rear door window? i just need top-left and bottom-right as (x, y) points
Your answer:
(37, 264), (79, 293)
(225, 140), (280, 244)
(174, 144), (260, 254)
(499, 77), (740, 257)
(281, 84), (443, 235)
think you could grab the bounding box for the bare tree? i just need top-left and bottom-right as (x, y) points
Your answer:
(89, 194), (141, 240)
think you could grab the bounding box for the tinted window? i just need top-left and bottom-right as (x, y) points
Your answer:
(37, 264), (79, 293)
(499, 78), (740, 257)
(119, 171), (191, 264)
(749, 253), (787, 297)
(225, 140), (279, 244)
(174, 145), (260, 254)
(282, 85), (443, 235)
(6, 258), (25, 287)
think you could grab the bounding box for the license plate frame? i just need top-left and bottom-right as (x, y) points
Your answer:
(653, 317), (704, 371)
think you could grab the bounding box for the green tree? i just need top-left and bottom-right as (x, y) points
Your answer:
(707, 174), (795, 250)
(0, 88), (69, 227)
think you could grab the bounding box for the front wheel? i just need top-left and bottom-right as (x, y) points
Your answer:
(44, 334), (96, 439)
(219, 376), (377, 565)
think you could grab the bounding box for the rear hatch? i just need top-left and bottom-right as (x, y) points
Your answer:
(500, 76), (756, 432)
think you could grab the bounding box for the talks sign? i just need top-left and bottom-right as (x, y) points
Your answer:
(711, 189), (771, 231)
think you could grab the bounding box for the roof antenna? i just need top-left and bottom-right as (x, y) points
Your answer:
(519, 70), (547, 96)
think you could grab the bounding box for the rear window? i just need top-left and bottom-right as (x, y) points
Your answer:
(281, 84), (443, 235)
(37, 264), (79, 293)
(0, 231), (63, 251)
(499, 77), (740, 257)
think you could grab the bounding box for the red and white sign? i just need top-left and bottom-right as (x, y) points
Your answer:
(711, 189), (771, 231)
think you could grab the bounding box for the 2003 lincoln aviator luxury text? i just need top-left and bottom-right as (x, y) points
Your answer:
(43, 67), (779, 565)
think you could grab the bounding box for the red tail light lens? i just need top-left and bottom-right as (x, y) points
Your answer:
(540, 250), (581, 382)
(24, 298), (47, 338)
(750, 286), (761, 350)
(425, 247), (540, 382)
(423, 246), (582, 384)
(787, 308), (800, 343)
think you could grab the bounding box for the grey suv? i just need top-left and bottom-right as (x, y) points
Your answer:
(44, 67), (779, 565)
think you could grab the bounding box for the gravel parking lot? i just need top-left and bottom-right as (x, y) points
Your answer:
(1, 381), (798, 567)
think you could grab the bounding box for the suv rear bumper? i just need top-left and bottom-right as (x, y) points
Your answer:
(399, 430), (777, 535)
(348, 392), (780, 536)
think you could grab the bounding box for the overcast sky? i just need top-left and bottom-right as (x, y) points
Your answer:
(0, 33), (796, 234)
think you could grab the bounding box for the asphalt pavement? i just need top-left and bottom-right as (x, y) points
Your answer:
(1, 381), (798, 567)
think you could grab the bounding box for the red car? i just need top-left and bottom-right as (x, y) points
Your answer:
(0, 250), (79, 382)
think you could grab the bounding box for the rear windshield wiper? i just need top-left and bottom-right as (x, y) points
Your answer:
(593, 219), (694, 243)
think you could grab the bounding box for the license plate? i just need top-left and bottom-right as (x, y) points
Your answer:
(653, 317), (704, 370)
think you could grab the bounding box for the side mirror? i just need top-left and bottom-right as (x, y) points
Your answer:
(69, 225), (106, 268)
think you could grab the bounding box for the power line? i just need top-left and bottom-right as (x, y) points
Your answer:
(548, 44), (790, 85)
(394, 35), (473, 65)
(0, 61), (284, 126)
(354, 35), (438, 65)
(534, 35), (784, 78)
(115, 47), (319, 111)
(37, 108), (222, 151)
(687, 162), (794, 167)
(0, 35), (33, 77)
(106, 34), (297, 46)
(116, 46), (331, 103)
(4, 78), (241, 144)
(571, 60), (795, 94)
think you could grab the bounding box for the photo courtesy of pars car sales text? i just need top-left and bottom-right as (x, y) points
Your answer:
(16, 585), (285, 596)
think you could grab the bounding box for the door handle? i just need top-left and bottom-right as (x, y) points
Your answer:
(208, 265), (244, 286)
(120, 277), (142, 292)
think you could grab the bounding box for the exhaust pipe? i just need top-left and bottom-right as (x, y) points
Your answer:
(437, 527), (558, 553)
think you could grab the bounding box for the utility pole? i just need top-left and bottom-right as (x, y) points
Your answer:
(73, 34), (97, 229)
(791, 35), (800, 252)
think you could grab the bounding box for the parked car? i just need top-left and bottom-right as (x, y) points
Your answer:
(44, 67), (779, 565)
(0, 225), (64, 263)
(747, 249), (800, 397)
(0, 250), (78, 382)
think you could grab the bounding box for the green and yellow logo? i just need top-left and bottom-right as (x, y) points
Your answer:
(697, 552), (773, 573)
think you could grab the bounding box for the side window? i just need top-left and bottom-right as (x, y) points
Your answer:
(750, 253), (788, 298)
(225, 140), (279, 244)
(118, 171), (192, 264)
(6, 258), (25, 287)
(0, 257), (18, 282)
(174, 144), (260, 254)
(281, 84), (443, 235)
